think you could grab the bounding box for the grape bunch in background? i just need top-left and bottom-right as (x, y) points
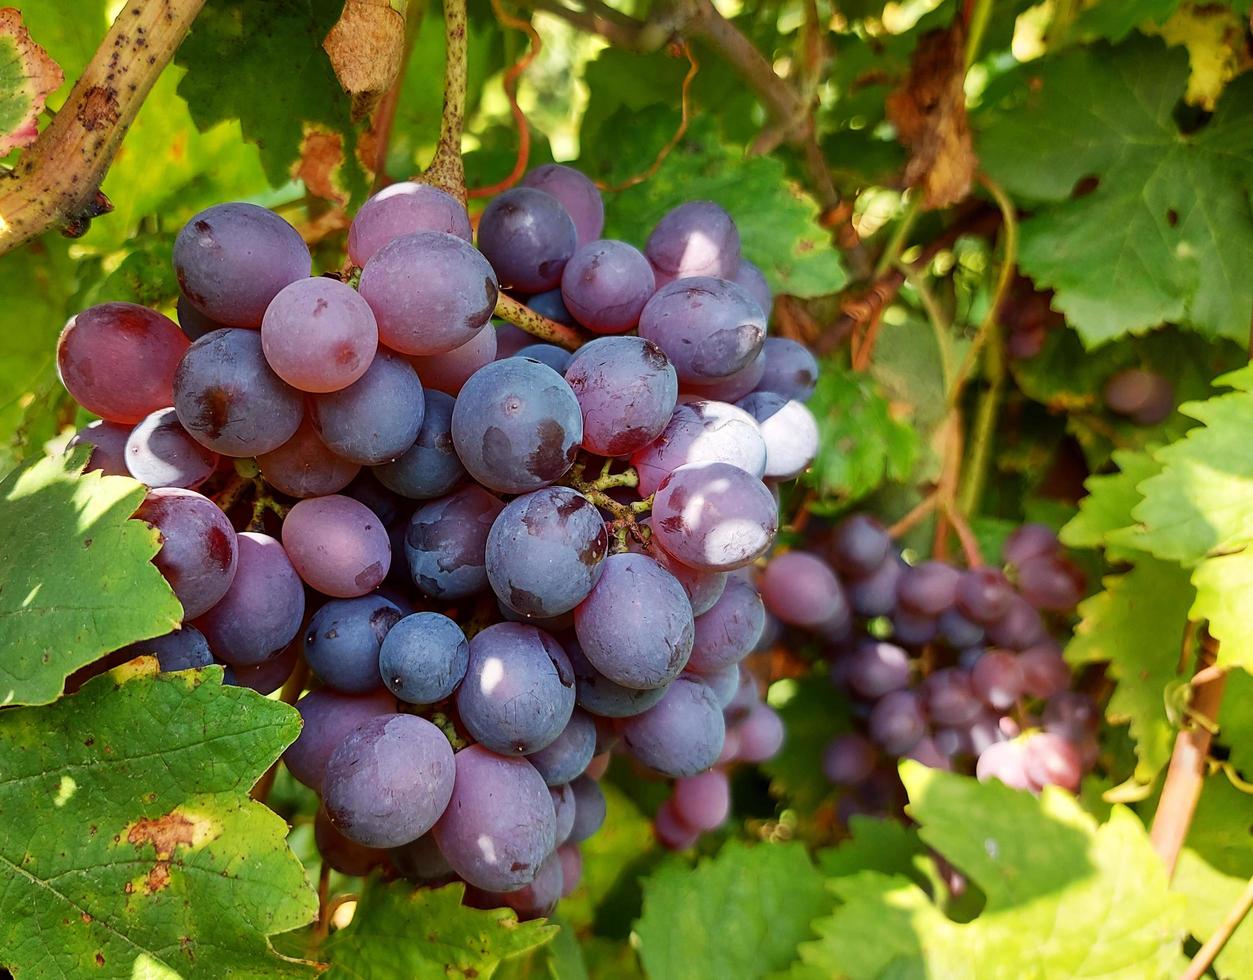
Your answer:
(757, 516), (1098, 817)
(58, 165), (816, 916)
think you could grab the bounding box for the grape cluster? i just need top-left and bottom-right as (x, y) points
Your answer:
(60, 166), (814, 916)
(755, 517), (1097, 815)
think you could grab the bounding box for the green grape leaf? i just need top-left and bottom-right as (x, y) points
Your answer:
(0, 449), (182, 705)
(817, 815), (928, 889)
(800, 764), (1186, 979)
(1171, 777), (1253, 979)
(324, 878), (555, 979)
(1134, 366), (1253, 564)
(1217, 666), (1253, 774)
(176, 0), (367, 204)
(0, 663), (316, 978)
(802, 361), (920, 507)
(1189, 551), (1253, 672)
(1060, 448), (1163, 554)
(0, 8), (63, 154)
(1066, 558), (1196, 781)
(977, 37), (1253, 347)
(599, 117), (846, 298)
(1075, 0), (1180, 42)
(634, 841), (832, 980)
(761, 673), (850, 813)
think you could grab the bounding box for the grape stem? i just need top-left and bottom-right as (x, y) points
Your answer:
(563, 458), (650, 546)
(0, 0), (207, 254)
(420, 0), (469, 202)
(494, 292), (589, 350)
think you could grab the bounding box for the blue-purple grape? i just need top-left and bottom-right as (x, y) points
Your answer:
(372, 389), (465, 500)
(550, 783), (577, 844)
(522, 164), (604, 246)
(525, 290), (575, 327)
(621, 676), (724, 777)
(759, 551), (846, 627)
(638, 277), (766, 384)
(478, 187), (577, 293)
(846, 641), (911, 699)
(378, 612), (469, 705)
(311, 350), (425, 465)
(412, 324), (498, 395)
(120, 626), (215, 672)
(565, 336), (678, 457)
(829, 513), (891, 577)
(282, 494), (392, 597)
(513, 343), (571, 373)
(568, 774), (606, 842)
(565, 639), (669, 717)
(451, 357), (582, 493)
(736, 391), (819, 479)
(348, 181), (472, 265)
(868, 689), (926, 754)
(304, 595), (402, 693)
(630, 399), (766, 497)
(822, 733), (878, 786)
(526, 709), (596, 786)
(69, 420), (131, 477)
(645, 201), (740, 284)
(757, 337), (818, 401)
(257, 417), (361, 498)
(261, 276), (378, 393)
(650, 461), (777, 571)
(561, 239), (655, 334)
(125, 408), (218, 490)
(685, 576), (765, 673)
(136, 487), (238, 619)
(173, 203), (310, 327)
(405, 485), (504, 599)
(285, 687), (397, 791)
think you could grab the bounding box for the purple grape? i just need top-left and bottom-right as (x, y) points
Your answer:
(136, 488), (238, 620)
(478, 187), (577, 293)
(1042, 691), (1100, 740)
(311, 350), (425, 465)
(359, 231), (498, 355)
(986, 595), (1047, 650)
(565, 336), (678, 457)
(847, 558), (903, 617)
(315, 807), (389, 877)
(1018, 643), (1071, 698)
(736, 391), (818, 480)
(348, 181), (472, 265)
(686, 576), (765, 673)
(561, 239), (655, 334)
(690, 662), (740, 707)
(897, 560), (961, 616)
(970, 649), (1025, 709)
(630, 399), (767, 497)
(892, 607), (938, 646)
(733, 259), (771, 316)
(1103, 368), (1173, 425)
(69, 420), (131, 477)
(412, 325), (498, 395)
(736, 703), (785, 762)
(829, 514), (892, 578)
(923, 668), (982, 726)
(655, 798), (701, 850)
(324, 714), (455, 848)
(907, 736), (954, 771)
(1003, 523), (1059, 566)
(638, 277), (766, 384)
(370, 390), (462, 500)
(434, 745), (557, 890)
(173, 328), (304, 457)
(514, 343), (571, 373)
(845, 641), (911, 699)
(867, 690), (926, 754)
(622, 676), (724, 777)
(1016, 555), (1085, 611)
(257, 417), (361, 498)
(195, 532), (304, 666)
(937, 609), (985, 648)
(558, 842), (582, 895)
(757, 337), (818, 401)
(976, 739), (1032, 790)
(1022, 731), (1082, 792)
(968, 711), (1012, 756)
(377, 612), (468, 704)
(956, 567), (1013, 624)
(645, 201), (740, 283)
(625, 530), (727, 616)
(672, 769), (730, 831)
(550, 783), (577, 845)
(457, 623), (575, 754)
(120, 625), (215, 672)
(565, 639), (669, 718)
(224, 641), (298, 694)
(390, 833), (455, 884)
(525, 289), (575, 327)
(282, 494), (392, 597)
(822, 733), (878, 785)
(651, 462), (778, 572)
(304, 595), (402, 693)
(285, 687), (397, 791)
(759, 551), (846, 627)
(174, 203), (310, 327)
(522, 164), (604, 246)
(486, 486), (607, 617)
(471, 850), (565, 920)
(58, 303), (190, 424)
(451, 357), (582, 493)
(681, 351), (765, 403)
(260, 277), (378, 394)
(526, 709), (596, 786)
(574, 552), (694, 689)
(568, 774), (606, 843)
(177, 292), (226, 341)
(125, 408), (218, 490)
(405, 485), (504, 599)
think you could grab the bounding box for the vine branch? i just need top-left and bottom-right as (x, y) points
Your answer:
(494, 292), (589, 349)
(1181, 875), (1253, 980)
(421, 0), (469, 201)
(0, 0), (207, 254)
